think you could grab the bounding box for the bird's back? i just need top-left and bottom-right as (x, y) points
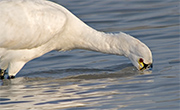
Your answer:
(0, 0), (67, 49)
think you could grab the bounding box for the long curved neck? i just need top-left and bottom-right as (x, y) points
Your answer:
(73, 26), (132, 57)
(55, 9), (133, 57)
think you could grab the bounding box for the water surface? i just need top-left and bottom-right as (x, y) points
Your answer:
(0, 0), (179, 109)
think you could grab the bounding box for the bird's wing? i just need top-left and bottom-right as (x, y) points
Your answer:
(0, 0), (67, 49)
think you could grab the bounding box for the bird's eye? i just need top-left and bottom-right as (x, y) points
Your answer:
(139, 58), (143, 63)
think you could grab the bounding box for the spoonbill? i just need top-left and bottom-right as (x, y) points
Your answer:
(0, 0), (153, 79)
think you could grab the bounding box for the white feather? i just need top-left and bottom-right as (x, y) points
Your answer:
(0, 0), (152, 77)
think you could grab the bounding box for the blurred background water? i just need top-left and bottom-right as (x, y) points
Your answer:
(0, 0), (179, 109)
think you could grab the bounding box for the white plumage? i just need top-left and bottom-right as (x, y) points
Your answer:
(0, 0), (153, 79)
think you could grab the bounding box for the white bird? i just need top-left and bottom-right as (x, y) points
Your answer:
(0, 0), (153, 79)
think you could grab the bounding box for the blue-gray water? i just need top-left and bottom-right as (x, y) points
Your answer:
(0, 0), (179, 109)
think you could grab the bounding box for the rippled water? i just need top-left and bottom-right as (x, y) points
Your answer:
(0, 0), (179, 109)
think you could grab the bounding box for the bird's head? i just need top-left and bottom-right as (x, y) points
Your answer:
(109, 32), (153, 71)
(127, 37), (153, 71)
